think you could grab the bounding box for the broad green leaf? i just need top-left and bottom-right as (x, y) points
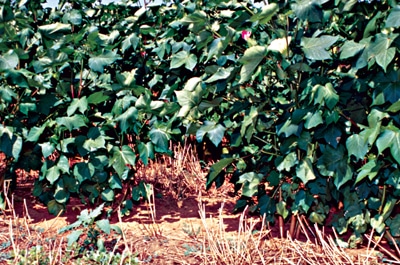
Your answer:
(313, 83), (339, 110)
(101, 188), (114, 202)
(67, 230), (83, 246)
(373, 70), (400, 105)
(206, 158), (234, 188)
(63, 9), (82, 25)
(55, 189), (69, 204)
(0, 50), (19, 71)
(268, 37), (291, 55)
(239, 46), (266, 83)
(340, 41), (365, 59)
(240, 106), (258, 141)
(116, 107), (138, 133)
(376, 47), (396, 73)
(121, 33), (139, 53)
(170, 50), (197, 71)
(385, 6), (400, 28)
(309, 212), (325, 225)
(109, 174), (123, 189)
(67, 97), (88, 116)
(74, 162), (95, 183)
(296, 158), (316, 184)
(387, 214), (400, 237)
(277, 152), (297, 172)
(46, 166), (60, 185)
(376, 129), (400, 165)
(89, 50), (121, 73)
(346, 134), (368, 161)
(0, 86), (16, 102)
(249, 3), (279, 25)
(363, 11), (382, 39)
(110, 145), (136, 177)
(304, 111), (323, 129)
(175, 85), (203, 117)
(388, 100), (400, 113)
(237, 172), (263, 197)
(276, 201), (289, 219)
(196, 121), (226, 147)
(317, 145), (352, 189)
(207, 38), (224, 62)
(355, 159), (383, 184)
(48, 200), (65, 216)
(96, 219), (111, 234)
(149, 127), (170, 152)
(301, 35), (338, 60)
(56, 115), (87, 131)
(138, 141), (154, 165)
(38, 23), (71, 39)
(292, 0), (326, 22)
(39, 142), (55, 158)
(205, 67), (233, 83)
(5, 69), (29, 88)
(180, 11), (208, 32)
(183, 77), (202, 91)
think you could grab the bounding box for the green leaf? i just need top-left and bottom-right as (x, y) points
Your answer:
(74, 162), (95, 183)
(39, 142), (55, 158)
(276, 201), (289, 219)
(340, 41), (365, 59)
(196, 121), (226, 147)
(89, 50), (121, 73)
(249, 3), (279, 24)
(376, 47), (395, 73)
(67, 97), (88, 116)
(0, 50), (19, 71)
(109, 174), (123, 189)
(304, 111), (323, 129)
(388, 100), (400, 113)
(376, 129), (400, 165)
(67, 230), (83, 246)
(277, 152), (297, 172)
(46, 166), (60, 185)
(355, 159), (383, 184)
(96, 219), (111, 234)
(38, 23), (71, 39)
(47, 200), (65, 216)
(26, 125), (46, 142)
(387, 214), (400, 237)
(385, 6), (400, 28)
(116, 107), (138, 133)
(237, 172), (263, 197)
(239, 46), (266, 83)
(170, 50), (197, 71)
(64, 10), (82, 25)
(101, 188), (114, 202)
(56, 115), (87, 131)
(149, 127), (171, 153)
(240, 106), (258, 141)
(292, 0), (326, 22)
(139, 141), (154, 166)
(55, 189), (69, 204)
(301, 35), (339, 60)
(346, 134), (368, 161)
(296, 158), (316, 184)
(205, 67), (233, 83)
(180, 11), (208, 33)
(317, 145), (352, 189)
(175, 85), (203, 117)
(206, 158), (234, 188)
(110, 145), (136, 177)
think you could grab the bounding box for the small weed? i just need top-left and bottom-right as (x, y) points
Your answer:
(58, 203), (121, 254)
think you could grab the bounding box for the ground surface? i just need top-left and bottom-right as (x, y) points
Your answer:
(0, 155), (398, 264)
